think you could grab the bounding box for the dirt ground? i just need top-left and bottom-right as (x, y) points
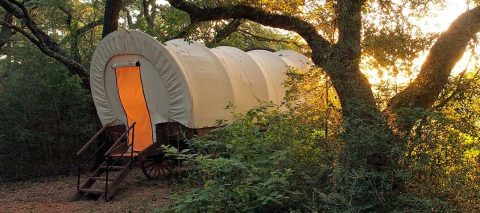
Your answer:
(0, 168), (173, 213)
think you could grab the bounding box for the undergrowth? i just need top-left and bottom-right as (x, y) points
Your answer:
(162, 68), (479, 212)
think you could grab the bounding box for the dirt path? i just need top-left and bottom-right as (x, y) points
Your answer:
(0, 168), (172, 213)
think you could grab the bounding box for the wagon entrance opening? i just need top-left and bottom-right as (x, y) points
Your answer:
(115, 65), (153, 152)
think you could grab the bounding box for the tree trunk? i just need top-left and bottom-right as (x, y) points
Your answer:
(321, 1), (397, 208)
(102, 0), (122, 38)
(142, 0), (157, 34)
(0, 11), (13, 49)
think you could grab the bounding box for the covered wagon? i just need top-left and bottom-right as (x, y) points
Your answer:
(73, 29), (310, 201)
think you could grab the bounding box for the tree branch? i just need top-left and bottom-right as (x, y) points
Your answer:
(8, 0), (65, 54)
(166, 0), (332, 66)
(237, 28), (307, 49)
(142, 0), (157, 32)
(0, 0), (23, 18)
(205, 19), (242, 47)
(124, 8), (134, 28)
(387, 6), (480, 131)
(76, 18), (103, 36)
(0, 0), (90, 89)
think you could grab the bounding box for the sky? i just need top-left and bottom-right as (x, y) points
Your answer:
(365, 1), (473, 86)
(416, 1), (470, 33)
(156, 0), (169, 5)
(2, 0), (477, 84)
(155, 0), (470, 33)
(411, 1), (474, 71)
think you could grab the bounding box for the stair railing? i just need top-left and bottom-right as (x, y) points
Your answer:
(103, 122), (136, 201)
(76, 120), (117, 191)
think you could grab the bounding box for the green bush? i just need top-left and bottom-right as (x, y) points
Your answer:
(166, 106), (293, 212)
(165, 68), (479, 212)
(401, 102), (480, 211)
(0, 49), (97, 180)
(164, 101), (341, 212)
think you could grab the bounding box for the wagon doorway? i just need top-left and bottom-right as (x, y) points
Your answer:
(115, 65), (153, 152)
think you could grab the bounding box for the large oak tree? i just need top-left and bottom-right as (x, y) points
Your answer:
(1, 0), (479, 209)
(164, 0), (480, 208)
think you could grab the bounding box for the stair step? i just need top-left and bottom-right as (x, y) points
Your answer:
(99, 165), (127, 171)
(80, 188), (104, 194)
(110, 152), (139, 157)
(89, 176), (116, 181)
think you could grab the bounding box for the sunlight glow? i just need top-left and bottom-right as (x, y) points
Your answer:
(117, 0), (475, 90)
(365, 1), (476, 91)
(156, 0), (169, 5)
(411, 1), (474, 76)
(411, 2), (469, 34)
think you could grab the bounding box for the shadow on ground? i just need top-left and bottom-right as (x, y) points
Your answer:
(0, 168), (171, 212)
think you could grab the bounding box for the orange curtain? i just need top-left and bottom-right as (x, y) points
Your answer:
(115, 66), (153, 151)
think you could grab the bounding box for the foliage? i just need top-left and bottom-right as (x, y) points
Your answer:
(400, 72), (480, 212)
(0, 46), (97, 180)
(166, 105), (294, 212)
(162, 68), (361, 211)
(165, 67), (479, 212)
(1, 0), (480, 212)
(220, 21), (305, 52)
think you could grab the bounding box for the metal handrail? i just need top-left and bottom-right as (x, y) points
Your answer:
(76, 120), (118, 191)
(75, 120), (137, 201)
(104, 122), (136, 201)
(77, 120), (117, 156)
(105, 122), (136, 155)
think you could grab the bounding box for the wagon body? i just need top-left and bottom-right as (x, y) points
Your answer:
(90, 29), (311, 155)
(72, 30), (311, 200)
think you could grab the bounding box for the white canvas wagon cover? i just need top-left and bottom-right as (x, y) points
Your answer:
(90, 29), (311, 129)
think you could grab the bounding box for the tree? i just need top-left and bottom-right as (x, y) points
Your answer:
(1, 0), (478, 209)
(0, 0), (90, 88)
(386, 6), (480, 132)
(0, 11), (13, 49)
(165, 0), (480, 209)
(0, 0), (123, 89)
(102, 0), (122, 38)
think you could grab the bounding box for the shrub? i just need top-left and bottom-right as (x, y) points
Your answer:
(0, 49), (97, 180)
(165, 68), (479, 212)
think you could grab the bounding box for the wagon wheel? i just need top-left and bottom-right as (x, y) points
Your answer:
(140, 156), (174, 179)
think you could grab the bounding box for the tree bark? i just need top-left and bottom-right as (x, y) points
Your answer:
(327, 0), (379, 121)
(0, 11), (13, 49)
(102, 0), (122, 38)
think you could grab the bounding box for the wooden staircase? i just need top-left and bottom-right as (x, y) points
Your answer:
(72, 157), (133, 201)
(71, 122), (137, 201)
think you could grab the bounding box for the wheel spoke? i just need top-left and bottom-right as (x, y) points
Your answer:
(141, 156), (177, 179)
(154, 164), (161, 177)
(144, 161), (154, 169)
(148, 163), (156, 175)
(160, 163), (166, 175)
